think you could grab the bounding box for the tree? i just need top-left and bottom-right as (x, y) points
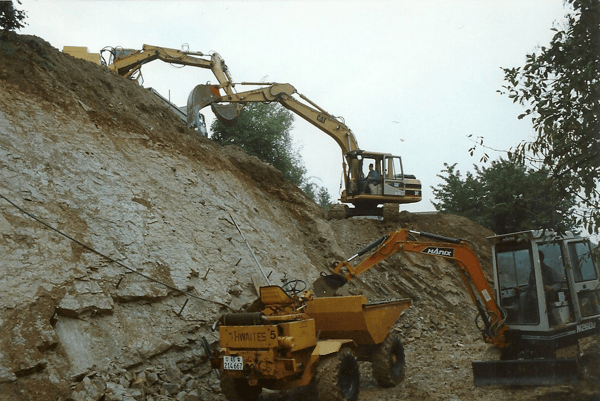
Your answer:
(210, 102), (306, 186)
(430, 163), (483, 219)
(431, 159), (577, 234)
(316, 186), (332, 210)
(0, 1), (27, 34)
(302, 182), (332, 210)
(499, 0), (600, 232)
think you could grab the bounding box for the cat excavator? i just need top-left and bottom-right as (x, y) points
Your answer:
(99, 44), (234, 91)
(187, 82), (422, 220)
(98, 44), (237, 135)
(314, 228), (600, 386)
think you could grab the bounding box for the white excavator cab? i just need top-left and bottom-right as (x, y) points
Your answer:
(492, 230), (600, 352)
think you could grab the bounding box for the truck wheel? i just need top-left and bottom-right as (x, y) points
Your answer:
(371, 333), (405, 387)
(220, 374), (262, 401)
(314, 347), (360, 401)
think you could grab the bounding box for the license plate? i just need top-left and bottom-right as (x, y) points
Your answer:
(224, 356), (243, 370)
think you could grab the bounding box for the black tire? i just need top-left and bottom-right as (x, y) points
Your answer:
(220, 374), (262, 401)
(371, 334), (406, 387)
(314, 347), (360, 401)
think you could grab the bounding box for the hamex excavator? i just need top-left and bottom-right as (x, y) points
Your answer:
(187, 81), (422, 220)
(315, 228), (600, 387)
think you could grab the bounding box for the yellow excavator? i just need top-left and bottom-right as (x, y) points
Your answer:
(64, 44), (236, 135)
(99, 44), (234, 90)
(99, 44), (237, 135)
(187, 82), (422, 220)
(315, 228), (600, 386)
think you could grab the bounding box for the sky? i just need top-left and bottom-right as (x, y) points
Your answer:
(19, 0), (571, 213)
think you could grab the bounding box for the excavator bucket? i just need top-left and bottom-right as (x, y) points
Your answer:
(312, 273), (348, 297)
(211, 103), (243, 125)
(471, 358), (579, 387)
(187, 84), (218, 129)
(186, 84), (242, 128)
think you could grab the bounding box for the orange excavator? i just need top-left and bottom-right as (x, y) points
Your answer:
(315, 228), (600, 386)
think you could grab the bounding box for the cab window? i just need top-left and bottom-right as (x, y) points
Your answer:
(568, 242), (598, 282)
(497, 248), (531, 289)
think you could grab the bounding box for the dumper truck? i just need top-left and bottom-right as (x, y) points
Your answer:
(209, 283), (411, 401)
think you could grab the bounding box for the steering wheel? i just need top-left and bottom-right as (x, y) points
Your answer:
(281, 279), (307, 296)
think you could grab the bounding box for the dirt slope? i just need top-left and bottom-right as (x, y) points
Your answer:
(0, 34), (597, 401)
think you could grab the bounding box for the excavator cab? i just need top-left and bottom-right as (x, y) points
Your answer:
(493, 231), (600, 338)
(492, 231), (600, 356)
(341, 151), (422, 219)
(480, 230), (600, 386)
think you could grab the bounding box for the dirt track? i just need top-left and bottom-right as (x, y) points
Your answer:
(0, 34), (598, 401)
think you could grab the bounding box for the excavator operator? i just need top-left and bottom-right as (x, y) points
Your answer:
(366, 163), (380, 194)
(517, 251), (562, 324)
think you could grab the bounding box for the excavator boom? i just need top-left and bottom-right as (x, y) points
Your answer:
(102, 44), (235, 96)
(318, 229), (508, 347)
(188, 82), (359, 155)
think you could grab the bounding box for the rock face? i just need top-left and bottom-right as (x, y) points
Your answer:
(0, 35), (597, 401)
(0, 34), (331, 401)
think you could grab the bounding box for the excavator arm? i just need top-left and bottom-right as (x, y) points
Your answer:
(103, 44), (235, 95)
(317, 228), (509, 348)
(188, 82), (359, 155)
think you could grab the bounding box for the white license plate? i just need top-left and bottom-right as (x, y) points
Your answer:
(224, 356), (243, 370)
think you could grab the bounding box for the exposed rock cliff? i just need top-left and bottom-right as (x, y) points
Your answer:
(0, 34), (597, 401)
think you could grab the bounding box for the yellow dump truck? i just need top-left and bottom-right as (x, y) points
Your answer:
(210, 284), (411, 401)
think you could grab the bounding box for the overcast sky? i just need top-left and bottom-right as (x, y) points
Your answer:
(20, 0), (570, 212)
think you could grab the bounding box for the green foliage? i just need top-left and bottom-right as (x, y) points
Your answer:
(0, 1), (27, 34)
(316, 186), (332, 210)
(499, 0), (600, 232)
(302, 182), (332, 210)
(431, 159), (577, 234)
(210, 102), (307, 186)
